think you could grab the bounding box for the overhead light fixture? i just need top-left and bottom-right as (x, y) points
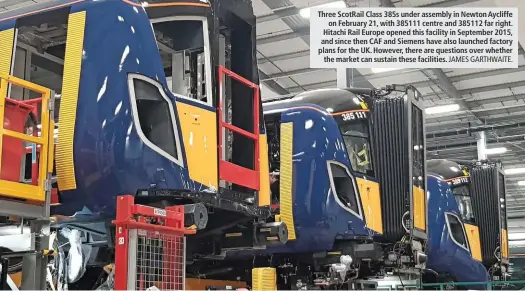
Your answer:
(299, 1), (346, 18)
(518, 181), (525, 186)
(424, 104), (460, 115)
(505, 168), (525, 175)
(371, 68), (402, 74)
(485, 147), (507, 155)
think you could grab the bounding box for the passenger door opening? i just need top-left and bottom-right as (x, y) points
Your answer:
(264, 112), (281, 207)
(216, 11), (261, 199)
(9, 7), (69, 190)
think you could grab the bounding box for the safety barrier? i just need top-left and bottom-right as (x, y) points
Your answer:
(113, 195), (196, 290)
(218, 65), (261, 191)
(378, 280), (525, 290)
(0, 73), (54, 202)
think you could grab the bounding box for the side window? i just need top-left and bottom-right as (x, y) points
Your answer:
(128, 74), (183, 166)
(327, 161), (361, 218)
(446, 213), (469, 250)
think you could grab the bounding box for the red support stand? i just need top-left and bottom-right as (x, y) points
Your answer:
(112, 195), (195, 291)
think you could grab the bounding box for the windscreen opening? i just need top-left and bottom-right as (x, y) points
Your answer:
(452, 184), (476, 225)
(153, 19), (210, 105)
(338, 121), (373, 176)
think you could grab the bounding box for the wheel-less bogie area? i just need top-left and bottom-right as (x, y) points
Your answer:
(186, 246), (423, 290)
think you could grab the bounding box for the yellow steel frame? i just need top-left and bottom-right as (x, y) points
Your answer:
(0, 73), (53, 202)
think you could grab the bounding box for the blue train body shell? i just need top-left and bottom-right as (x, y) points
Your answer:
(0, 4), (493, 287)
(58, 0), (195, 216)
(0, 0), (222, 217)
(426, 174), (489, 287)
(260, 102), (375, 254)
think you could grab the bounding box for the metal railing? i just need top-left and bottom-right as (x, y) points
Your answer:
(0, 73), (54, 202)
(379, 280), (525, 290)
(218, 65), (261, 191)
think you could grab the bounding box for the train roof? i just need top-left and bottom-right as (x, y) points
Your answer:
(263, 88), (368, 114)
(0, 0), (255, 27)
(145, 0), (257, 25)
(427, 159), (468, 180)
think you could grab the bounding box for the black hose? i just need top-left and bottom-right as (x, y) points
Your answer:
(424, 268), (439, 275)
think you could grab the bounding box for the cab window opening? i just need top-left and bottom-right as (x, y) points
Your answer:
(128, 74), (183, 167)
(338, 121), (373, 176)
(327, 161), (362, 218)
(151, 16), (212, 106)
(452, 185), (476, 224)
(445, 212), (469, 251)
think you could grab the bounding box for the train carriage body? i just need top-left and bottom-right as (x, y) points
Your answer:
(425, 169), (489, 286)
(0, 0), (506, 288)
(261, 90), (375, 254)
(0, 0), (273, 224)
(252, 86), (430, 283)
(427, 159), (510, 282)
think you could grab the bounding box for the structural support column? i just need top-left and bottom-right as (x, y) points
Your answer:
(336, 68), (353, 89)
(20, 219), (50, 290)
(477, 131), (487, 160)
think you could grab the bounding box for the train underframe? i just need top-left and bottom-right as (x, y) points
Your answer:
(47, 211), (426, 290)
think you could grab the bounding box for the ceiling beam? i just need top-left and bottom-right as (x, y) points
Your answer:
(427, 121), (525, 139)
(257, 50), (309, 64)
(410, 65), (525, 88)
(419, 80), (525, 101)
(377, 0), (484, 131)
(258, 70), (289, 95)
(430, 69), (483, 125)
(428, 135), (525, 151)
(257, 27), (309, 44)
(256, 0), (480, 42)
(257, 6), (300, 24)
(261, 68), (332, 81)
(460, 80), (525, 95)
(258, 0), (374, 93)
(256, 0), (480, 23)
